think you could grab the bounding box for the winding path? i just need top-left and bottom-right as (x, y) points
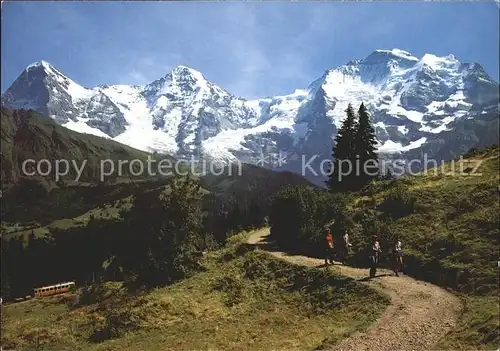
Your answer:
(248, 228), (462, 351)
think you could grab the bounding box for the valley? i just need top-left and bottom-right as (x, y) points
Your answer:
(1, 134), (498, 349)
(1, 4), (499, 349)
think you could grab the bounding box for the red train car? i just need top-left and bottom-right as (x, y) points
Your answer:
(34, 282), (75, 297)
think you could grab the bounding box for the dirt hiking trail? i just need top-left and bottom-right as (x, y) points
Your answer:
(248, 228), (462, 351)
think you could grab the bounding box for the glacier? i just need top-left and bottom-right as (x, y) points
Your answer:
(2, 48), (498, 183)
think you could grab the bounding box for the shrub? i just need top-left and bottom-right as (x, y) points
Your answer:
(212, 275), (245, 307)
(91, 309), (143, 342)
(378, 184), (416, 219)
(74, 283), (125, 307)
(269, 185), (349, 255)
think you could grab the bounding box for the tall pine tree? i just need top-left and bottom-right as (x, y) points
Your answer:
(326, 103), (358, 191)
(354, 103), (379, 189)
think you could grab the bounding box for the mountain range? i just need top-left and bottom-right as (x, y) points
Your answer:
(2, 48), (499, 184)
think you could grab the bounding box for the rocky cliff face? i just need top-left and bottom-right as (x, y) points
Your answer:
(3, 49), (498, 184)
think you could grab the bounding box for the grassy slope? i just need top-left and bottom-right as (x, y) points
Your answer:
(1, 197), (132, 241)
(348, 145), (499, 349)
(1, 233), (389, 350)
(0, 180), (177, 243)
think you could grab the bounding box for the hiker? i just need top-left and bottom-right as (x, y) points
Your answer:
(324, 228), (335, 265)
(393, 239), (404, 276)
(341, 230), (352, 262)
(369, 235), (382, 278)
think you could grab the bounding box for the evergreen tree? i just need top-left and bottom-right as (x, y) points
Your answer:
(118, 176), (203, 287)
(354, 103), (379, 189)
(1, 239), (12, 301)
(1, 274), (12, 302)
(327, 103), (358, 191)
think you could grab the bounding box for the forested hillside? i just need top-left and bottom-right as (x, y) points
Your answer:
(1, 108), (315, 301)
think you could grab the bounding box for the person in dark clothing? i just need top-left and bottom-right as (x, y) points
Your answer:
(324, 229), (335, 265)
(369, 235), (382, 278)
(393, 239), (404, 276)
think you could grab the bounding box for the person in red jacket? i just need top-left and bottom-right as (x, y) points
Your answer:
(324, 229), (335, 265)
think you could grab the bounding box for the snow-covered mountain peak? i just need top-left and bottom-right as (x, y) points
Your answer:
(168, 65), (204, 83)
(3, 49), (498, 184)
(419, 53), (460, 70)
(23, 60), (93, 98)
(23, 60), (76, 84)
(170, 65), (211, 93)
(2, 60), (97, 124)
(170, 64), (202, 76)
(369, 49), (419, 62)
(333, 48), (420, 85)
(142, 64), (226, 102)
(26, 60), (52, 71)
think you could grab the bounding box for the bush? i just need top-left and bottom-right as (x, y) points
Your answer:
(74, 283), (126, 307)
(91, 309), (143, 342)
(378, 184), (416, 219)
(269, 185), (349, 256)
(212, 275), (245, 307)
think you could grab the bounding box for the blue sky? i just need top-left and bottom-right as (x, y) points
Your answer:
(1, 1), (499, 98)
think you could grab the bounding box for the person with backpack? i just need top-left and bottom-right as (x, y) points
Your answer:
(369, 235), (382, 278)
(393, 238), (404, 276)
(324, 228), (335, 265)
